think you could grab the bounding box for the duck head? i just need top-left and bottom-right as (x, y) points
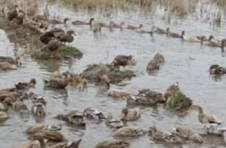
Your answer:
(181, 31), (185, 38)
(64, 18), (69, 24)
(71, 114), (86, 127)
(29, 78), (37, 87)
(121, 108), (129, 117)
(208, 35), (214, 41)
(149, 127), (157, 136)
(139, 24), (143, 29)
(33, 96), (47, 105)
(94, 110), (106, 120)
(67, 30), (75, 35)
(32, 103), (46, 116)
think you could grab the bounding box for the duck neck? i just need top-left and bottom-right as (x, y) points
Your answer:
(195, 105), (204, 115)
(2, 102), (10, 111)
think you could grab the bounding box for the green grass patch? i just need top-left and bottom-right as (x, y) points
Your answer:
(168, 91), (186, 110)
(58, 45), (83, 57)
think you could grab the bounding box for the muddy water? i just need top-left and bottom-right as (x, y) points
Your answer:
(1, 3), (226, 148)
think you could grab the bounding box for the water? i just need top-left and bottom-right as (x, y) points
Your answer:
(1, 2), (226, 148)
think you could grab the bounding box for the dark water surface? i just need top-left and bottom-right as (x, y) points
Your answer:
(0, 2), (226, 148)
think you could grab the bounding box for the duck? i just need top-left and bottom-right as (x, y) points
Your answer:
(15, 78), (36, 90)
(139, 89), (166, 102)
(164, 82), (180, 100)
(209, 64), (226, 75)
(149, 127), (182, 143)
(77, 76), (88, 91)
(127, 24), (143, 30)
(40, 30), (55, 44)
(15, 9), (26, 25)
(31, 95), (47, 106)
(55, 110), (86, 127)
(0, 111), (9, 121)
(113, 127), (146, 137)
(205, 123), (226, 136)
(197, 35), (214, 42)
(181, 31), (204, 43)
(109, 21), (125, 30)
(44, 77), (69, 89)
(31, 103), (46, 116)
(13, 140), (42, 148)
(72, 18), (95, 26)
(146, 59), (160, 73)
(152, 26), (169, 34)
(107, 89), (132, 100)
(31, 130), (67, 142)
(127, 89), (165, 105)
(0, 62), (17, 70)
(7, 5), (18, 21)
(92, 22), (102, 34)
(42, 38), (62, 52)
(83, 107), (106, 120)
(12, 100), (29, 114)
(172, 124), (204, 144)
(207, 38), (226, 48)
(94, 140), (129, 148)
(120, 107), (140, 121)
(101, 74), (110, 89)
(112, 55), (135, 71)
(105, 113), (124, 129)
(57, 30), (75, 44)
(0, 97), (13, 111)
(47, 139), (82, 148)
(135, 26), (153, 36)
(49, 18), (69, 25)
(153, 53), (165, 64)
(167, 29), (184, 38)
(185, 105), (222, 128)
(26, 124), (62, 135)
(0, 56), (20, 65)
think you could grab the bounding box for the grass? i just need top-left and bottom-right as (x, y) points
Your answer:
(58, 45), (83, 57)
(168, 91), (186, 110)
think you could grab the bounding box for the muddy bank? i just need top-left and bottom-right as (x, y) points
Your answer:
(0, 15), (82, 60)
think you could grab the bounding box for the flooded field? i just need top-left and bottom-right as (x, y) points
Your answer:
(0, 1), (226, 148)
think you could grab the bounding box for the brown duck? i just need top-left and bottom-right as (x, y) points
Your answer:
(0, 56), (20, 65)
(44, 77), (69, 89)
(7, 5), (18, 21)
(49, 18), (69, 25)
(95, 140), (129, 148)
(12, 100), (29, 114)
(127, 24), (143, 30)
(57, 30), (75, 44)
(112, 55), (134, 70)
(167, 29), (184, 38)
(72, 18), (95, 26)
(55, 110), (86, 127)
(40, 30), (55, 44)
(15, 78), (36, 90)
(43, 38), (62, 52)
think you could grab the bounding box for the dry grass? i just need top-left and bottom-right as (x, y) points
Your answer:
(53, 0), (204, 17)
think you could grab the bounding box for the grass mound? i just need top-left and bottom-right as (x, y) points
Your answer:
(168, 91), (192, 112)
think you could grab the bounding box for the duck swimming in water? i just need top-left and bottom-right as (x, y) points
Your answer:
(95, 140), (129, 148)
(83, 107), (106, 120)
(120, 107), (140, 121)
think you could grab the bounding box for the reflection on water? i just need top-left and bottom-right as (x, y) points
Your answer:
(1, 2), (226, 148)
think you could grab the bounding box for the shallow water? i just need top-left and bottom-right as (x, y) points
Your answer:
(1, 2), (226, 148)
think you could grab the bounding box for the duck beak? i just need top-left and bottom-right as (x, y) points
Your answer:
(97, 113), (106, 120)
